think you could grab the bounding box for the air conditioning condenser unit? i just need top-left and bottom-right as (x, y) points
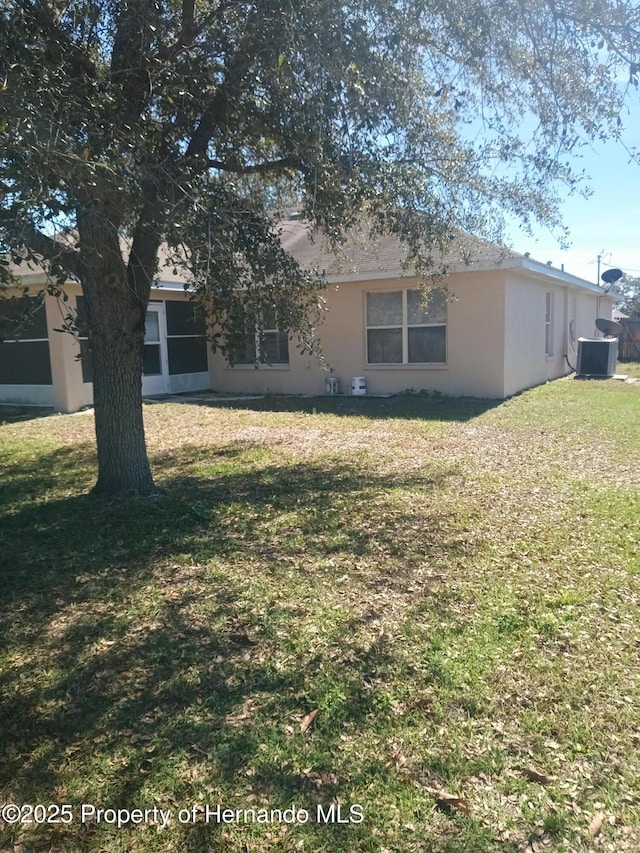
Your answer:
(576, 337), (618, 377)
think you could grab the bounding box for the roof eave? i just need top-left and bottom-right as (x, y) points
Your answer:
(519, 257), (607, 294)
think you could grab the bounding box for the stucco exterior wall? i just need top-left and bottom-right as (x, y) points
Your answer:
(503, 273), (613, 399)
(504, 274), (563, 398)
(2, 262), (614, 411)
(211, 271), (509, 399)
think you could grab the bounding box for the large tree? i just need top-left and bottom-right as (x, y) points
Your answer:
(1, 0), (639, 494)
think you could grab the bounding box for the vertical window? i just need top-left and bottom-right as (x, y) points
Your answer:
(143, 310), (162, 375)
(569, 296), (577, 344)
(366, 291), (403, 363)
(231, 307), (289, 365)
(545, 291), (553, 356)
(366, 288), (446, 364)
(258, 307), (289, 365)
(407, 289), (447, 363)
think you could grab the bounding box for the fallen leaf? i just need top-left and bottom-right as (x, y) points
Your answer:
(524, 766), (552, 785)
(228, 630), (257, 646)
(300, 709), (319, 733)
(426, 786), (471, 816)
(225, 701), (254, 726)
(588, 813), (604, 837)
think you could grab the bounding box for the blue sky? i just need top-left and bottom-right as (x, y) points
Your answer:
(505, 109), (640, 286)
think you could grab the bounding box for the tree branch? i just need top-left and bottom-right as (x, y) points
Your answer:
(158, 0), (252, 63)
(181, 0), (195, 40)
(185, 7), (263, 160)
(127, 206), (163, 303)
(207, 156), (298, 175)
(0, 213), (81, 279)
(18, 0), (97, 79)
(110, 0), (160, 122)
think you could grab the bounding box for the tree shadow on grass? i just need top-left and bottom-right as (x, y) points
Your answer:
(0, 443), (512, 852)
(188, 392), (503, 423)
(0, 441), (469, 629)
(0, 405), (54, 425)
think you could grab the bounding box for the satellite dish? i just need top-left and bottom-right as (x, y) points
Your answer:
(601, 268), (623, 284)
(595, 317), (623, 337)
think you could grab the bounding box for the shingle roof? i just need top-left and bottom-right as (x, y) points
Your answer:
(277, 214), (521, 278)
(5, 215), (603, 293)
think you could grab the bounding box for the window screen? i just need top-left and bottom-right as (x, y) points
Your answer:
(0, 295), (48, 341)
(0, 341), (52, 385)
(166, 301), (206, 337)
(165, 300), (208, 375)
(0, 295), (52, 385)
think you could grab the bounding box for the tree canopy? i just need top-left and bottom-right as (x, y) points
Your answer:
(615, 274), (640, 319)
(1, 0), (639, 493)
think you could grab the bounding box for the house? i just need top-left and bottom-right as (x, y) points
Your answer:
(0, 217), (614, 411)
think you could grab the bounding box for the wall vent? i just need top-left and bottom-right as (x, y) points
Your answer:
(576, 338), (618, 377)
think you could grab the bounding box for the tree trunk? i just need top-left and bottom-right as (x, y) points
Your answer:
(90, 328), (156, 496)
(77, 205), (157, 496)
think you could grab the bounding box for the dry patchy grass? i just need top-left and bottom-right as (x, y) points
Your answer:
(0, 376), (639, 853)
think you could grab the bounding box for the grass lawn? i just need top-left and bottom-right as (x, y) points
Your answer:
(0, 374), (639, 852)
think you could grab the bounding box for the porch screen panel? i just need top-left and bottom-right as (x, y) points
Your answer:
(167, 337), (208, 374)
(0, 296), (52, 385)
(0, 341), (52, 384)
(166, 301), (208, 374)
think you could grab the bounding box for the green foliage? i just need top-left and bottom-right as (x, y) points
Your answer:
(1, 0), (640, 288)
(615, 274), (640, 318)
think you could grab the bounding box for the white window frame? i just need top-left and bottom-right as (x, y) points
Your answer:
(257, 320), (289, 365)
(545, 291), (554, 357)
(230, 310), (289, 367)
(365, 288), (447, 365)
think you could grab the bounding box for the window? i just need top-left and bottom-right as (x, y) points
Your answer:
(366, 288), (446, 364)
(165, 301), (208, 375)
(569, 296), (576, 344)
(0, 295), (52, 385)
(545, 291), (553, 356)
(231, 307), (289, 366)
